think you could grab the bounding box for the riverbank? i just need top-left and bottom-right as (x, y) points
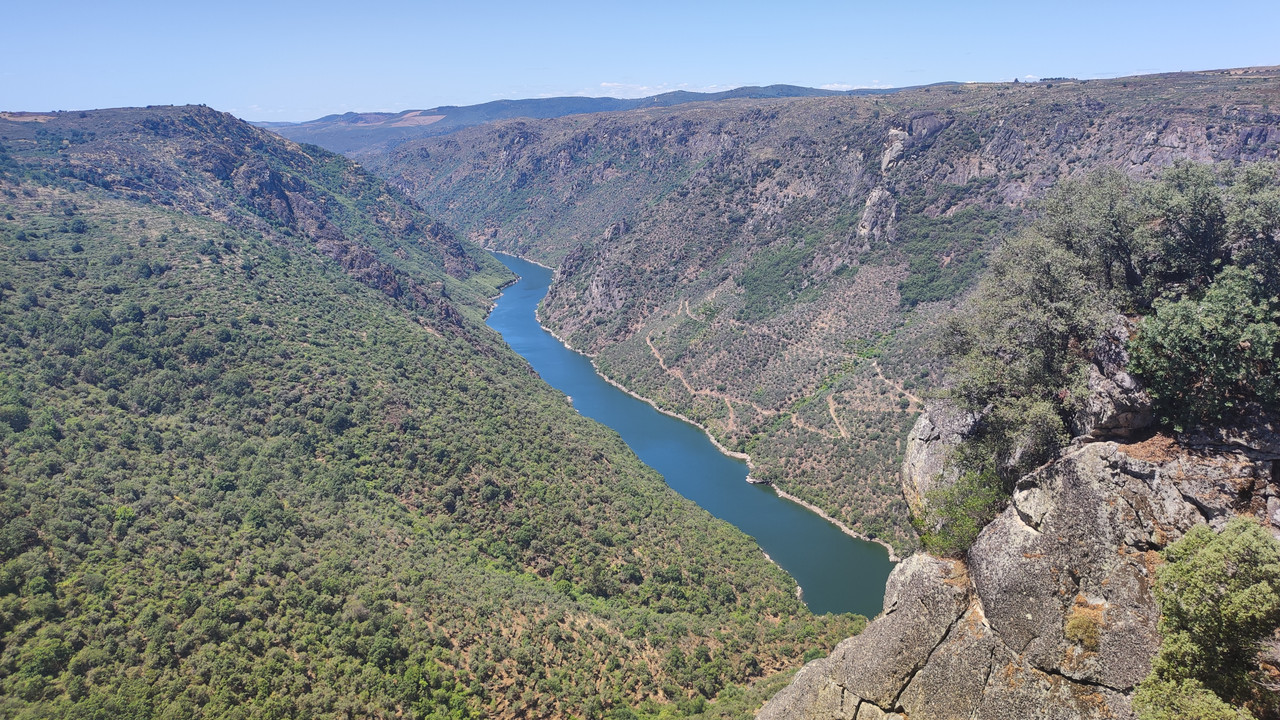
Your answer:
(535, 304), (756, 470)
(492, 249), (554, 270)
(527, 271), (899, 564)
(771, 487), (900, 563)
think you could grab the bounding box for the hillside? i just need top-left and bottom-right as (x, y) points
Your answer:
(0, 106), (511, 324)
(368, 66), (1280, 553)
(0, 108), (863, 719)
(760, 161), (1280, 719)
(258, 84), (919, 157)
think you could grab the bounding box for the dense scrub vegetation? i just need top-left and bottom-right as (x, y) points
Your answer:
(0, 106), (512, 323)
(0, 115), (865, 719)
(927, 161), (1280, 554)
(893, 184), (1020, 307)
(1133, 518), (1280, 720)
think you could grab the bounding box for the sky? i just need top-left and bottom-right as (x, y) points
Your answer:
(3, 0), (1278, 122)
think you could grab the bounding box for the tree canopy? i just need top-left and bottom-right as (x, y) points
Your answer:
(1134, 518), (1280, 720)
(927, 161), (1280, 554)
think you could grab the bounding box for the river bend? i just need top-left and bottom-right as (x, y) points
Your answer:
(486, 252), (893, 617)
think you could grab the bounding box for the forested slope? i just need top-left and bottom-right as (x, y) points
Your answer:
(0, 109), (862, 719)
(370, 66), (1280, 553)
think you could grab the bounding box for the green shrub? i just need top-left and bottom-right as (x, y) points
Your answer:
(896, 196), (1017, 307)
(1130, 267), (1280, 429)
(0, 404), (29, 432)
(916, 469), (1007, 556)
(1134, 518), (1280, 719)
(1134, 678), (1253, 720)
(1064, 609), (1101, 652)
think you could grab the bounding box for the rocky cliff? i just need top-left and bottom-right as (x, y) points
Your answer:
(760, 415), (1280, 719)
(0, 106), (510, 323)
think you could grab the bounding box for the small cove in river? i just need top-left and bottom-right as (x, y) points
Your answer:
(486, 252), (894, 617)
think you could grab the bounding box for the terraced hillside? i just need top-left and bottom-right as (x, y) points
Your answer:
(369, 66), (1280, 553)
(0, 107), (863, 720)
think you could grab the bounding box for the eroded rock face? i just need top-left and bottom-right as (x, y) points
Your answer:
(900, 402), (973, 515)
(856, 185), (897, 244)
(760, 434), (1280, 720)
(1184, 406), (1280, 458)
(760, 555), (967, 720)
(834, 555), (970, 708)
(1072, 364), (1152, 440)
(968, 444), (1185, 692)
(1071, 316), (1152, 441)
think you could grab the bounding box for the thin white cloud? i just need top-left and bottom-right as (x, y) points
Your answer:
(820, 82), (894, 91)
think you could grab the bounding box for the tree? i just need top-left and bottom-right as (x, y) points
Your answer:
(1129, 266), (1280, 429)
(1135, 518), (1280, 720)
(942, 230), (1106, 483)
(1225, 163), (1280, 291)
(1038, 168), (1144, 299)
(1142, 160), (1229, 295)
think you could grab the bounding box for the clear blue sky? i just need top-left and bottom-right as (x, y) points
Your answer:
(3, 0), (1277, 122)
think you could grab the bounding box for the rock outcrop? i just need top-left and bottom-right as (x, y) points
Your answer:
(855, 185), (897, 245)
(760, 431), (1279, 719)
(900, 401), (973, 515)
(1071, 316), (1153, 441)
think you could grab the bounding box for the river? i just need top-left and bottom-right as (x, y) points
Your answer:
(486, 252), (893, 617)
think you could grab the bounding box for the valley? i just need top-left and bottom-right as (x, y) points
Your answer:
(2, 60), (1279, 720)
(0, 107), (864, 719)
(365, 66), (1280, 554)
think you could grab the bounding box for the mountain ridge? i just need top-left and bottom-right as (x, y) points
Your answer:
(252, 83), (951, 156)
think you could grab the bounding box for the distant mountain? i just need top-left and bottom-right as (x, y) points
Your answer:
(256, 83), (934, 156)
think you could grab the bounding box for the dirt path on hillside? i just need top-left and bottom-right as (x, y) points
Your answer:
(789, 413), (841, 440)
(827, 394), (850, 438)
(872, 360), (923, 408)
(645, 333), (777, 418)
(723, 398), (739, 432)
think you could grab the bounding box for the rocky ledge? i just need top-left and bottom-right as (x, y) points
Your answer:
(760, 429), (1279, 719)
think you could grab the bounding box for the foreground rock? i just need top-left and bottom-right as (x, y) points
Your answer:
(760, 433), (1279, 719)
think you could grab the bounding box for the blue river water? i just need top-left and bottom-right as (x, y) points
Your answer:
(486, 252), (893, 617)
